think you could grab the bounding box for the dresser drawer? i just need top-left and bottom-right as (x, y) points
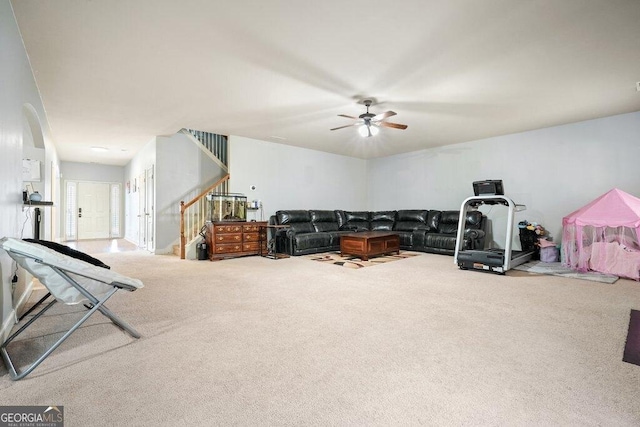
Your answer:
(243, 232), (264, 242)
(208, 221), (268, 259)
(214, 244), (242, 254)
(214, 225), (243, 234)
(214, 233), (242, 243)
(243, 242), (265, 252)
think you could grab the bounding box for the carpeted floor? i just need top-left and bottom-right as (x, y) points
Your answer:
(513, 260), (620, 283)
(1, 250), (640, 426)
(303, 251), (420, 268)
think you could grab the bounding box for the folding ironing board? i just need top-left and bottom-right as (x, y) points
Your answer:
(1, 237), (144, 380)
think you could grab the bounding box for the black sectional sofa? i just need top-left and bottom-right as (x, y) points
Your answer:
(269, 209), (486, 257)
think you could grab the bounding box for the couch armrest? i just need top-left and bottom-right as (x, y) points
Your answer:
(464, 228), (485, 240)
(285, 228), (298, 239)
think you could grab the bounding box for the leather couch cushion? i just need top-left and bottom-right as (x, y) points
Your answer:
(310, 210), (339, 232)
(395, 210), (429, 232)
(334, 210), (347, 228)
(394, 221), (429, 232)
(310, 210), (336, 223)
(396, 231), (414, 246)
(370, 211), (396, 222)
(277, 210), (311, 224)
(340, 211), (370, 231)
(465, 210), (483, 227)
(425, 233), (458, 250)
(289, 222), (315, 234)
(438, 210), (461, 234)
(342, 222), (369, 231)
(314, 222), (339, 232)
(427, 210), (441, 230)
(277, 210), (314, 234)
(370, 211), (396, 231)
(345, 211), (370, 222)
(370, 221), (394, 231)
(397, 210), (428, 222)
(294, 233), (332, 251)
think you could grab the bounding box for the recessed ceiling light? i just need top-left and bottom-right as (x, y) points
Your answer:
(91, 146), (109, 152)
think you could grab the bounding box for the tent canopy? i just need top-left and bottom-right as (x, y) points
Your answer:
(562, 188), (640, 228)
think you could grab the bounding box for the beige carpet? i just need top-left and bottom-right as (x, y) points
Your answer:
(303, 251), (420, 268)
(1, 250), (640, 426)
(513, 260), (620, 284)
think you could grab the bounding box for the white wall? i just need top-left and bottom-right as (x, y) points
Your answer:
(228, 136), (368, 220)
(368, 111), (640, 248)
(0, 0), (59, 340)
(61, 161), (125, 183)
(154, 132), (226, 253)
(125, 132), (226, 253)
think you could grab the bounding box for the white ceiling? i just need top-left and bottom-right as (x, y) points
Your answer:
(11, 0), (640, 166)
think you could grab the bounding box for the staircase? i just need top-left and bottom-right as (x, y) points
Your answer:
(179, 129), (230, 259)
(183, 128), (228, 168)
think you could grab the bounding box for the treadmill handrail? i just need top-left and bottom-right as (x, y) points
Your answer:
(454, 195), (526, 272)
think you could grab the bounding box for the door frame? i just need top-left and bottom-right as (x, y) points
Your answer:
(64, 179), (122, 241)
(145, 166), (155, 251)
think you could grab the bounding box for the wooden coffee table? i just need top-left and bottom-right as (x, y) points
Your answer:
(340, 231), (400, 261)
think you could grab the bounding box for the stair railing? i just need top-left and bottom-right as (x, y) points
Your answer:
(179, 173), (230, 259)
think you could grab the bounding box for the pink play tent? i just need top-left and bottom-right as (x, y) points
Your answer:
(562, 188), (640, 280)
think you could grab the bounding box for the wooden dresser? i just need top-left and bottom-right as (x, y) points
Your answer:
(206, 221), (267, 260)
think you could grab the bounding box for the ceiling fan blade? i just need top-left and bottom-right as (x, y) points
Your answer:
(379, 121), (408, 130)
(338, 114), (359, 120)
(373, 111), (396, 121)
(330, 123), (359, 131)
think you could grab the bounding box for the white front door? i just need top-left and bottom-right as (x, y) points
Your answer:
(78, 182), (110, 239)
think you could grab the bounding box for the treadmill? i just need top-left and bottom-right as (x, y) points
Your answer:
(454, 194), (535, 274)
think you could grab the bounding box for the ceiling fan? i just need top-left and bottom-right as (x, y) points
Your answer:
(330, 99), (408, 137)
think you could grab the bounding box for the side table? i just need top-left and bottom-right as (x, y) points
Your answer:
(259, 224), (290, 259)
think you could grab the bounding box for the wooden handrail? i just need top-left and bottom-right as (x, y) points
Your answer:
(179, 173), (230, 259)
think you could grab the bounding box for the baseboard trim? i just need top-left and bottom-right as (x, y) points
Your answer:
(1, 279), (35, 342)
(13, 279), (36, 317)
(1, 308), (17, 343)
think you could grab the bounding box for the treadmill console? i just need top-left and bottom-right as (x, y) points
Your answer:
(472, 179), (504, 196)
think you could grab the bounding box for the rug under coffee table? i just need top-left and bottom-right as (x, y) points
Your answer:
(340, 231), (400, 261)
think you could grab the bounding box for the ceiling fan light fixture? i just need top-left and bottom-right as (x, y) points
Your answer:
(358, 123), (379, 137)
(332, 98), (406, 135)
